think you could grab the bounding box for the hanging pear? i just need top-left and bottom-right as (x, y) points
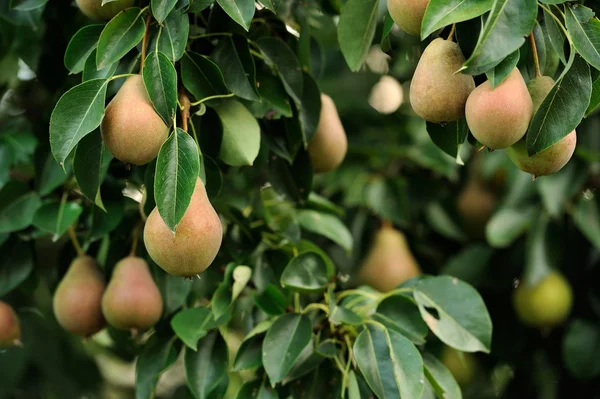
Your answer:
(387, 0), (430, 36)
(410, 38), (475, 123)
(144, 178), (223, 277)
(358, 224), (421, 292)
(0, 301), (21, 347)
(465, 68), (533, 149)
(102, 257), (163, 330)
(101, 75), (170, 165)
(507, 76), (576, 176)
(307, 94), (348, 173)
(53, 256), (106, 337)
(76, 0), (134, 20)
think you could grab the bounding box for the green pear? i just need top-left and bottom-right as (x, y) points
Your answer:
(410, 38), (475, 123)
(102, 257), (163, 330)
(0, 301), (21, 347)
(307, 94), (347, 173)
(358, 224), (421, 292)
(441, 347), (477, 386)
(101, 75), (169, 165)
(144, 178), (223, 277)
(466, 68), (533, 149)
(53, 256), (106, 337)
(76, 0), (134, 20)
(387, 0), (430, 36)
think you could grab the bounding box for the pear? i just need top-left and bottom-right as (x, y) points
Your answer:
(101, 75), (169, 165)
(409, 38), (475, 123)
(53, 255), (106, 337)
(76, 0), (134, 20)
(358, 224), (421, 292)
(0, 301), (21, 347)
(456, 179), (496, 238)
(513, 271), (572, 328)
(369, 75), (404, 115)
(102, 257), (163, 330)
(466, 68), (533, 149)
(307, 94), (347, 173)
(387, 0), (430, 36)
(144, 178), (223, 277)
(507, 76), (576, 176)
(441, 347), (477, 386)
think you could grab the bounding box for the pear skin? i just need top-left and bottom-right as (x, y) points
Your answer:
(102, 257), (163, 330)
(0, 301), (21, 347)
(465, 68), (533, 149)
(101, 75), (169, 165)
(410, 38), (475, 123)
(76, 0), (134, 20)
(358, 225), (421, 292)
(144, 178), (223, 277)
(307, 94), (348, 173)
(387, 0), (430, 36)
(53, 256), (106, 337)
(441, 347), (477, 386)
(456, 180), (496, 238)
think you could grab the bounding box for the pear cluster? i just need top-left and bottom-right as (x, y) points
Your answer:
(0, 301), (21, 348)
(307, 94), (348, 173)
(76, 0), (133, 20)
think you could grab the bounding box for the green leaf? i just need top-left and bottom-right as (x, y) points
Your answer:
(297, 209), (353, 251)
(154, 128), (200, 232)
(33, 201), (83, 240)
(414, 275), (492, 353)
(74, 129), (113, 210)
(522, 213), (555, 286)
(212, 35), (259, 101)
(426, 119), (469, 162)
(171, 307), (216, 351)
(181, 52), (229, 102)
(153, 9), (189, 62)
(586, 71), (600, 116)
(82, 49), (119, 81)
(329, 305), (362, 326)
(562, 319), (600, 380)
(283, 342), (326, 384)
(0, 182), (42, 233)
(214, 100), (261, 166)
(347, 370), (361, 399)
(374, 294), (428, 345)
(10, 0), (48, 11)
(256, 37), (304, 103)
(422, 353), (462, 399)
(151, 0), (177, 23)
(49, 79), (108, 167)
(135, 335), (179, 399)
(216, 0), (254, 30)
(189, 0), (214, 12)
(96, 7), (145, 69)
(573, 195), (600, 252)
(544, 8), (567, 65)
(37, 153), (70, 196)
(154, 268), (192, 315)
(89, 193), (124, 240)
(262, 314), (312, 385)
(268, 149), (313, 202)
(442, 245), (494, 287)
(143, 51), (178, 126)
(537, 162), (588, 218)
(185, 331), (229, 399)
(421, 0), (493, 39)
(235, 380), (278, 399)
(338, 0), (378, 72)
(298, 72), (321, 144)
(260, 185), (300, 242)
(0, 238), (33, 296)
(485, 206), (537, 248)
(64, 24), (104, 74)
(259, 0), (280, 12)
(212, 263), (236, 320)
(486, 49), (520, 88)
(526, 55), (591, 155)
(254, 284), (289, 315)
(565, 5), (600, 71)
(232, 320), (272, 371)
(280, 252), (329, 293)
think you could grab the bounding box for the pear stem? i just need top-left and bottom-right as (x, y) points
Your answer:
(130, 221), (142, 257)
(140, 15), (152, 74)
(530, 31), (542, 78)
(68, 225), (85, 257)
(446, 24), (456, 41)
(381, 219), (393, 229)
(179, 88), (191, 133)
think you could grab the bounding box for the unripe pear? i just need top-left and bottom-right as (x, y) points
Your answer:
(307, 94), (347, 173)
(410, 38), (475, 123)
(53, 256), (106, 337)
(456, 179), (496, 238)
(101, 75), (169, 165)
(387, 0), (430, 36)
(466, 68), (533, 149)
(0, 301), (21, 347)
(102, 257), (163, 330)
(441, 347), (477, 386)
(144, 178), (222, 277)
(513, 271), (573, 328)
(76, 0), (134, 20)
(358, 224), (421, 292)
(369, 75), (404, 114)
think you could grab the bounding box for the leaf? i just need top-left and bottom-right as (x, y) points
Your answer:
(212, 263), (236, 321)
(426, 119), (469, 162)
(64, 24), (104, 74)
(212, 35), (259, 101)
(260, 185), (300, 242)
(544, 8), (566, 65)
(136, 335), (179, 399)
(329, 305), (362, 326)
(338, 0), (378, 72)
(154, 8), (189, 62)
(485, 206), (537, 248)
(347, 370), (361, 399)
(280, 252), (329, 293)
(537, 161), (588, 218)
(9, 0), (48, 11)
(262, 314), (312, 385)
(73, 129), (113, 210)
(236, 379), (278, 399)
(216, 0), (254, 30)
(297, 209), (353, 251)
(0, 182), (42, 233)
(185, 331), (229, 399)
(565, 5), (600, 71)
(442, 245), (494, 287)
(189, 0), (214, 13)
(96, 7), (145, 69)
(526, 55), (592, 155)
(82, 49), (119, 81)
(562, 319), (600, 380)
(268, 149), (313, 203)
(573, 195), (600, 252)
(586, 72), (600, 116)
(298, 72), (321, 144)
(259, 0), (280, 12)
(151, 0), (177, 23)
(181, 52), (229, 102)
(154, 128), (200, 232)
(421, 0), (493, 39)
(143, 51), (178, 126)
(486, 49), (520, 88)
(214, 100), (261, 166)
(33, 201), (83, 240)
(171, 307), (216, 351)
(232, 320), (272, 371)
(49, 79), (108, 167)
(254, 284), (289, 315)
(232, 265), (252, 300)
(422, 353), (462, 399)
(37, 153), (70, 196)
(374, 294), (428, 345)
(256, 37), (304, 103)
(414, 276), (492, 353)
(0, 238), (33, 296)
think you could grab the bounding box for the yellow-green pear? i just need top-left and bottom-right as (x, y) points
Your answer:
(387, 0), (430, 36)
(466, 68), (533, 149)
(0, 301), (21, 347)
(409, 38), (475, 123)
(507, 76), (576, 176)
(53, 256), (106, 337)
(358, 224), (421, 292)
(102, 257), (163, 330)
(441, 347), (477, 386)
(513, 271), (573, 328)
(144, 178), (223, 277)
(307, 94), (347, 173)
(101, 75), (169, 165)
(76, 0), (134, 20)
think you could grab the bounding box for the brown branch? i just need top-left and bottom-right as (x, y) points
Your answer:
(530, 31), (542, 78)
(179, 87), (191, 133)
(140, 14), (152, 74)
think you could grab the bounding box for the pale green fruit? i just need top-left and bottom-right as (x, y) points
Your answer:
(410, 38), (475, 123)
(0, 301), (21, 347)
(307, 94), (347, 173)
(441, 347), (477, 386)
(76, 0), (134, 20)
(387, 0), (430, 36)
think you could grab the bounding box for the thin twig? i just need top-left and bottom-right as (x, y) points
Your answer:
(130, 220), (143, 257)
(189, 93), (234, 106)
(446, 24), (456, 41)
(179, 87), (191, 133)
(68, 225), (85, 257)
(530, 31), (542, 77)
(140, 14), (152, 74)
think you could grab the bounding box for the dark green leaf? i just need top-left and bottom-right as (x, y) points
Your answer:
(0, 182), (42, 233)
(185, 331), (229, 399)
(212, 263), (236, 321)
(235, 379), (278, 399)
(232, 320), (272, 371)
(329, 305), (362, 326)
(37, 153), (70, 196)
(297, 209), (353, 251)
(254, 284), (289, 315)
(422, 353), (462, 399)
(96, 7), (145, 69)
(426, 119), (469, 161)
(33, 201), (83, 240)
(135, 335), (179, 399)
(74, 129), (113, 210)
(0, 239), (33, 296)
(298, 71), (321, 144)
(212, 35), (259, 101)
(152, 0), (177, 23)
(442, 245), (494, 287)
(216, 0), (254, 30)
(421, 0), (493, 39)
(64, 24), (104, 74)
(486, 49), (520, 88)
(562, 319), (600, 380)
(338, 0), (378, 71)
(544, 7), (567, 65)
(374, 294), (428, 345)
(171, 307), (216, 350)
(485, 206), (537, 248)
(154, 9), (189, 62)
(573, 195), (600, 251)
(154, 268), (192, 315)
(143, 51), (178, 125)
(214, 100), (260, 166)
(256, 37), (304, 103)
(280, 252), (329, 293)
(181, 52), (229, 102)
(260, 185), (301, 242)
(565, 5), (600, 71)
(83, 49), (119, 81)
(10, 0), (48, 11)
